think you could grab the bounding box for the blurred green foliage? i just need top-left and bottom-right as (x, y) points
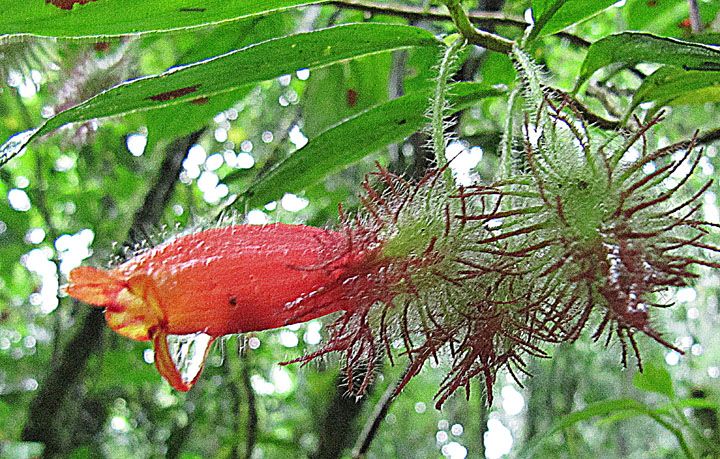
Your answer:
(1, 1), (719, 458)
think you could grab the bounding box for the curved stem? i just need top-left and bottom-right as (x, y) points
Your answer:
(329, 0), (590, 48)
(442, 0), (513, 53)
(352, 363), (412, 458)
(647, 412), (696, 459)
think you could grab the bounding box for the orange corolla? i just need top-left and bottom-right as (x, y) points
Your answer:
(66, 223), (368, 391)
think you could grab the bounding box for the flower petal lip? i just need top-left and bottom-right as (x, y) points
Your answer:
(66, 223), (365, 390)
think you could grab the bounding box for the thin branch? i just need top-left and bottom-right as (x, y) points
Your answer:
(698, 127), (720, 145)
(21, 306), (106, 456)
(442, 0), (513, 53)
(331, 0), (525, 27)
(659, 127), (720, 155)
(241, 351), (258, 459)
(228, 343), (257, 459)
(351, 363), (412, 458)
(28, 145), (67, 370)
(312, 370), (375, 459)
(688, 0), (702, 34)
(585, 82), (624, 119)
(166, 381), (204, 459)
(329, 0), (590, 48)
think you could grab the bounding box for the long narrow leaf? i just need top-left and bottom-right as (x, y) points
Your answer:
(530, 0), (616, 38)
(2, 0), (328, 38)
(520, 398), (695, 459)
(519, 399), (646, 458)
(577, 32), (720, 88)
(241, 82), (505, 208)
(0, 23), (439, 166)
(630, 66), (720, 115)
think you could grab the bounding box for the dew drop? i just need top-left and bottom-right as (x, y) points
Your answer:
(165, 332), (213, 384)
(1, 129), (38, 165)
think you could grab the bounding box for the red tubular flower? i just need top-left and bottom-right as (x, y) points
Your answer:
(66, 223), (375, 391)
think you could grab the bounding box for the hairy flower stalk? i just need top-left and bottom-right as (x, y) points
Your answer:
(283, 164), (553, 407)
(67, 45), (717, 408)
(284, 48), (719, 407)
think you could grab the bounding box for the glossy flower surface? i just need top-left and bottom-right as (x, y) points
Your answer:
(66, 223), (368, 390)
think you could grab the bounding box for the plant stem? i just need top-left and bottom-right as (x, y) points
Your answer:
(647, 412), (697, 459)
(432, 35), (465, 186)
(441, 0), (513, 53)
(330, 0), (590, 48)
(688, 0), (702, 33)
(332, 0), (523, 27)
(351, 363), (412, 458)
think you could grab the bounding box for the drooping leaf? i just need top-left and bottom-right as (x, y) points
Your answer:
(518, 398), (693, 459)
(630, 65), (720, 115)
(532, 0), (617, 38)
(2, 0), (328, 38)
(518, 399), (648, 458)
(241, 82), (505, 208)
(0, 23), (440, 166)
(666, 398), (720, 411)
(633, 362), (675, 399)
(143, 13), (294, 144)
(577, 32), (720, 88)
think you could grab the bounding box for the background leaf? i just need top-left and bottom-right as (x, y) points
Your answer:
(633, 362), (675, 399)
(623, 0), (720, 38)
(519, 399), (648, 458)
(142, 13), (295, 144)
(630, 66), (720, 115)
(2, 0), (327, 38)
(532, 0), (617, 37)
(0, 23), (439, 165)
(242, 82), (505, 208)
(577, 32), (720, 88)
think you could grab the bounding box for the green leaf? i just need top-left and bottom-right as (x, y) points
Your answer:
(532, 0), (617, 38)
(630, 66), (720, 114)
(670, 398), (720, 411)
(68, 446), (93, 459)
(93, 349), (158, 390)
(2, 0), (328, 38)
(241, 82), (505, 208)
(303, 53), (392, 138)
(143, 13), (294, 144)
(0, 400), (10, 436)
(577, 32), (720, 88)
(519, 399), (648, 458)
(480, 52), (516, 86)
(530, 0), (566, 40)
(633, 362), (675, 398)
(0, 23), (439, 166)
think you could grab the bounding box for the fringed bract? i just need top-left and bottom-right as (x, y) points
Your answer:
(284, 47), (718, 408)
